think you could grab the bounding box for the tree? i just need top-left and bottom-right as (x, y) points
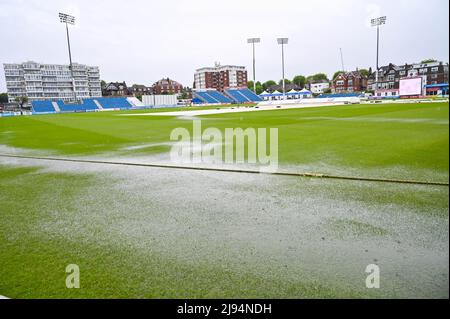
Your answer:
(292, 75), (306, 88)
(311, 73), (329, 82)
(180, 91), (189, 99)
(279, 79), (292, 86)
(247, 80), (254, 91)
(323, 88), (332, 94)
(0, 93), (8, 103)
(333, 71), (345, 80)
(14, 96), (28, 115)
(359, 69), (370, 77)
(255, 81), (263, 95)
(101, 80), (107, 88)
(262, 80), (277, 91)
(421, 59), (438, 64)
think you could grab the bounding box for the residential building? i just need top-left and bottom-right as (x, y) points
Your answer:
(103, 81), (130, 96)
(368, 61), (449, 97)
(3, 61), (101, 102)
(332, 70), (367, 93)
(129, 84), (152, 96)
(194, 63), (248, 92)
(152, 78), (183, 95)
(308, 81), (330, 94)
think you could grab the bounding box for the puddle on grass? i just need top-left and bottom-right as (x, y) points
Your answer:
(0, 154), (448, 298)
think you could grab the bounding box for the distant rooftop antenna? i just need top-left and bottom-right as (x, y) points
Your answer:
(339, 48), (345, 71)
(214, 61), (221, 67)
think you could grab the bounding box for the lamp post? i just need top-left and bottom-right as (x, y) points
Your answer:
(59, 12), (77, 102)
(371, 16), (386, 87)
(247, 38), (260, 93)
(277, 38), (288, 99)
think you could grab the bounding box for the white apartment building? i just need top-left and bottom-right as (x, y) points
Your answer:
(309, 82), (330, 94)
(3, 61), (102, 102)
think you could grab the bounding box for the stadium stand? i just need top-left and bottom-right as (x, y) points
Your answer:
(31, 100), (56, 113)
(193, 90), (231, 104)
(193, 88), (261, 105)
(225, 88), (262, 103)
(207, 90), (233, 103)
(95, 97), (133, 109)
(194, 91), (218, 104)
(57, 99), (99, 112)
(31, 97), (133, 113)
(224, 89), (248, 103)
(236, 88), (263, 102)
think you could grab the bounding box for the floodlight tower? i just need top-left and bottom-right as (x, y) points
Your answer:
(247, 38), (261, 93)
(59, 12), (77, 102)
(277, 38), (288, 99)
(371, 16), (387, 85)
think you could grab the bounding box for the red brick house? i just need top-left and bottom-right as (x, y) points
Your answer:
(152, 78), (183, 95)
(332, 70), (368, 93)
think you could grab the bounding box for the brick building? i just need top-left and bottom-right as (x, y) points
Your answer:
(151, 78), (183, 95)
(368, 61), (449, 97)
(332, 70), (367, 93)
(194, 63), (248, 92)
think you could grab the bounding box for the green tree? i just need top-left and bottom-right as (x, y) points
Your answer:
(180, 91), (189, 99)
(0, 93), (8, 103)
(359, 69), (370, 77)
(292, 75), (306, 88)
(279, 79), (292, 86)
(333, 71), (345, 80)
(247, 80), (254, 91)
(262, 80), (277, 91)
(323, 88), (332, 94)
(255, 81), (263, 95)
(101, 80), (107, 88)
(14, 96), (28, 115)
(421, 59), (438, 64)
(310, 73), (329, 82)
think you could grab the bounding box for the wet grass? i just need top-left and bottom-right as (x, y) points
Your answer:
(0, 102), (448, 298)
(0, 102), (448, 182)
(0, 165), (372, 299)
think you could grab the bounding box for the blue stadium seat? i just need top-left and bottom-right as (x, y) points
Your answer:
(96, 97), (132, 109)
(31, 100), (56, 113)
(225, 89), (248, 103)
(236, 88), (262, 102)
(205, 91), (233, 103)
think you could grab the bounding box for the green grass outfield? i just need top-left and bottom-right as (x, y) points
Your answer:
(0, 102), (448, 298)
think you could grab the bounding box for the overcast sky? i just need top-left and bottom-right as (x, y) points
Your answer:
(0, 0), (448, 91)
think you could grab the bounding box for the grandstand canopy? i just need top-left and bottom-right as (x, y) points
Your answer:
(271, 90), (283, 96)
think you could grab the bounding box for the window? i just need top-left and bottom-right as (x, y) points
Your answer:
(431, 67), (439, 72)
